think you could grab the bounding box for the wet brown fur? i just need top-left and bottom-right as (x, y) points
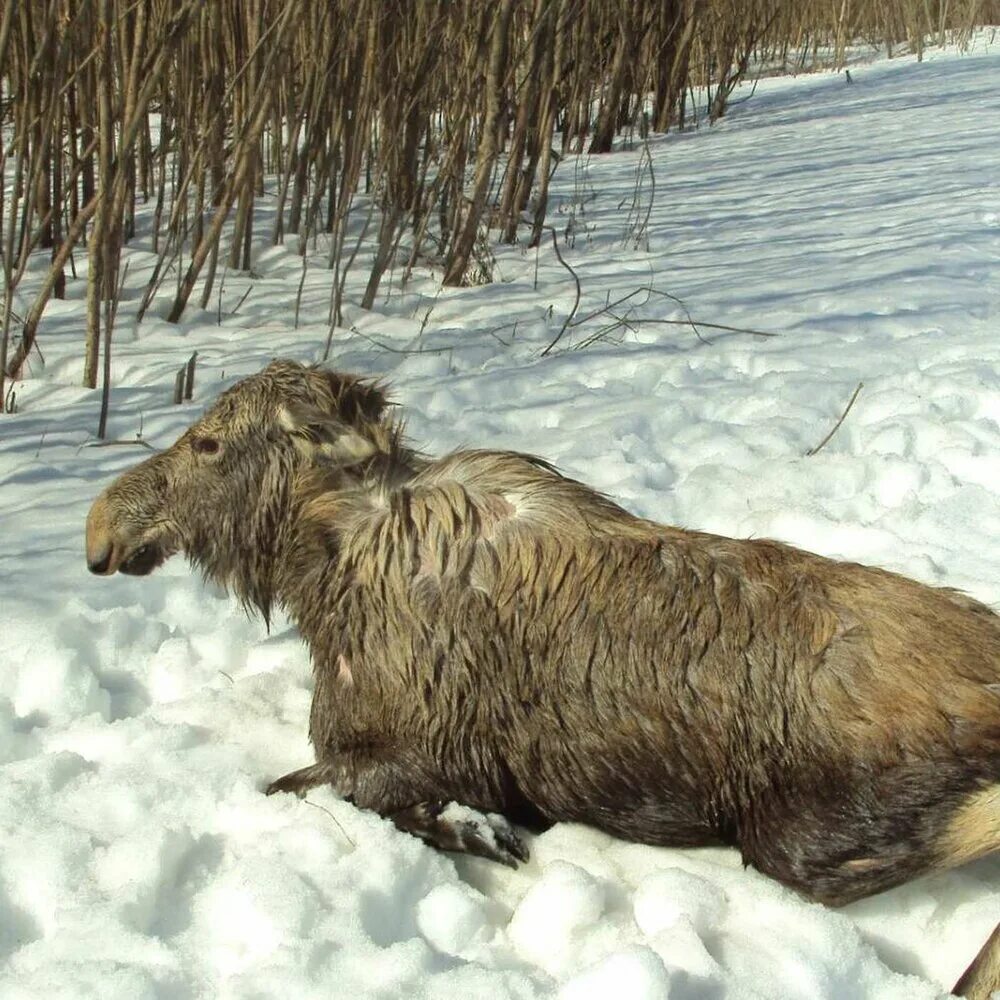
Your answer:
(86, 361), (1000, 997)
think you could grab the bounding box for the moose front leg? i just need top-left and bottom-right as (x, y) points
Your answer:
(266, 745), (530, 867)
(392, 801), (529, 868)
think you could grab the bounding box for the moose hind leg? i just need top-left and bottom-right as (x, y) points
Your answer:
(745, 763), (999, 907)
(392, 802), (529, 868)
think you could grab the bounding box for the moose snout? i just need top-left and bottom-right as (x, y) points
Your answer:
(87, 541), (114, 575)
(86, 497), (120, 575)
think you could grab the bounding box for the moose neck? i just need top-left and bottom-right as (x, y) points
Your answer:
(192, 451), (305, 628)
(259, 439), (425, 633)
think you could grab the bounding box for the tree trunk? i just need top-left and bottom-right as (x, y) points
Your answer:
(442, 0), (514, 286)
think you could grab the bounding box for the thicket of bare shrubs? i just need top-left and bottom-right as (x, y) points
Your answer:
(1, 0), (996, 413)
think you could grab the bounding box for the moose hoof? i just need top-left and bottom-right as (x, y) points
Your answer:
(435, 803), (530, 868)
(394, 801), (530, 866)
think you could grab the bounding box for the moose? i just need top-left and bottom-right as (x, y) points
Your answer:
(86, 360), (999, 996)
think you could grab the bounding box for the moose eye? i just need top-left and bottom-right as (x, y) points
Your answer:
(191, 436), (220, 456)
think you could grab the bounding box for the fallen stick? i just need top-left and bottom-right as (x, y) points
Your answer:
(806, 382), (863, 457)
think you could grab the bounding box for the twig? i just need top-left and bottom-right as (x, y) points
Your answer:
(418, 303), (435, 337)
(615, 316), (778, 340)
(414, 289), (441, 338)
(303, 798), (356, 849)
(294, 257), (307, 329)
(231, 283), (253, 315)
(575, 307), (639, 350)
(571, 284), (777, 341)
(569, 286), (651, 328)
(349, 324), (455, 357)
(97, 261), (130, 440)
(647, 288), (709, 344)
(620, 140), (655, 251)
(805, 382), (864, 457)
(83, 438), (156, 451)
(483, 320), (518, 347)
(217, 264), (228, 325)
(636, 141), (655, 249)
(540, 226), (581, 356)
(559, 278), (780, 352)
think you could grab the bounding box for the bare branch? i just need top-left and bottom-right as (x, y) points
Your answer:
(805, 382), (864, 457)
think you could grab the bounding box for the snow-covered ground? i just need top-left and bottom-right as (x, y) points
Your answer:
(2, 39), (999, 999)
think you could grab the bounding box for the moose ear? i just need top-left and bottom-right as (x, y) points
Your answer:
(322, 371), (389, 424)
(277, 404), (378, 467)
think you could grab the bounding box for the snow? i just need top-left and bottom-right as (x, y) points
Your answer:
(2, 39), (999, 999)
